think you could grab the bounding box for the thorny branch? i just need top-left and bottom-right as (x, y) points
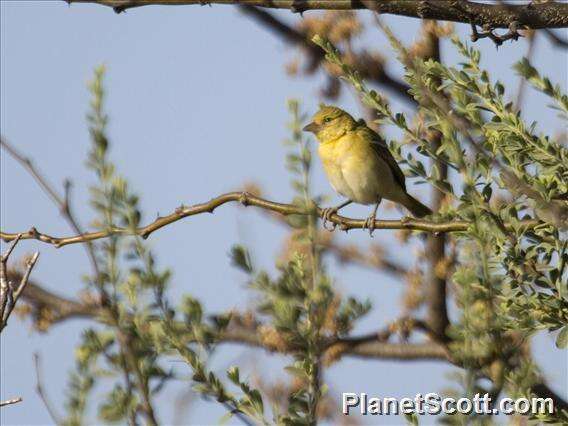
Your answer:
(1, 191), (543, 247)
(65, 0), (568, 30)
(469, 20), (523, 46)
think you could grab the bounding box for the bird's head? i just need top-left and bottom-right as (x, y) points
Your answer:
(303, 105), (357, 142)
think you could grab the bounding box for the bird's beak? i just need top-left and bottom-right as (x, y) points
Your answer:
(302, 122), (319, 133)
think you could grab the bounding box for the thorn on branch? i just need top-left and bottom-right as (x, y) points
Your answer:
(290, 0), (307, 16)
(239, 191), (250, 207)
(416, 0), (430, 19)
(28, 227), (39, 238)
(111, 0), (139, 13)
(175, 204), (187, 215)
(470, 21), (524, 47)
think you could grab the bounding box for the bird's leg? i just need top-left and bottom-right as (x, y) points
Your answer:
(321, 200), (352, 231)
(363, 199), (381, 237)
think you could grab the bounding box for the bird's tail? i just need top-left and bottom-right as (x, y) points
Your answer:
(402, 193), (432, 218)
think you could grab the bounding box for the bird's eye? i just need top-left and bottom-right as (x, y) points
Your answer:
(324, 117), (332, 123)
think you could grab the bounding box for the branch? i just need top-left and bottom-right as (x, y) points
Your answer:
(15, 272), (448, 361)
(417, 21), (451, 340)
(33, 353), (62, 424)
(66, 0), (568, 29)
(22, 281), (101, 328)
(1, 137), (100, 277)
(543, 28), (568, 48)
(224, 322), (449, 361)
(469, 20), (524, 46)
(238, 5), (412, 101)
(0, 397), (23, 408)
(514, 30), (537, 110)
(0, 235), (40, 332)
(531, 382), (568, 414)
(1, 192), (543, 247)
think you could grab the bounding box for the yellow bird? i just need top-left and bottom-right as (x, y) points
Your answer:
(303, 105), (431, 234)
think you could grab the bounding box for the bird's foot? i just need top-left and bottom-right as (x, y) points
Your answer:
(320, 207), (338, 232)
(363, 213), (377, 237)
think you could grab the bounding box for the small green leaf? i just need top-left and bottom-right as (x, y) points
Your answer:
(227, 366), (240, 385)
(556, 326), (568, 349)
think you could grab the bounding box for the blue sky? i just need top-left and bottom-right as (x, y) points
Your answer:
(1, 2), (566, 425)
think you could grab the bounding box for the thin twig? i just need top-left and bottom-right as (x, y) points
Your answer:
(0, 397), (23, 407)
(1, 137), (100, 277)
(514, 30), (537, 110)
(543, 28), (568, 48)
(0, 234), (39, 332)
(33, 353), (62, 424)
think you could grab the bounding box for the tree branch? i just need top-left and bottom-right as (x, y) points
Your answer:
(238, 5), (412, 101)
(16, 271), (448, 361)
(33, 354), (62, 424)
(418, 21), (451, 340)
(66, 0), (568, 29)
(0, 235), (40, 332)
(1, 137), (101, 278)
(0, 397), (23, 408)
(1, 191), (542, 247)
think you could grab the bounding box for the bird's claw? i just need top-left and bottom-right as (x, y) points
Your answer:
(363, 214), (377, 237)
(321, 207), (338, 232)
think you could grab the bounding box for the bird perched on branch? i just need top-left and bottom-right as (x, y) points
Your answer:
(303, 105), (431, 235)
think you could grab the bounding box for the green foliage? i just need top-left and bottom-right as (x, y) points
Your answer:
(62, 66), (177, 426)
(162, 319), (270, 425)
(514, 58), (568, 120)
(313, 33), (567, 424)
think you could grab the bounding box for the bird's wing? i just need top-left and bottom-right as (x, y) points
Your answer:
(359, 123), (407, 192)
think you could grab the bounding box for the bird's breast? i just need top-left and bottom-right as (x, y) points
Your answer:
(317, 135), (401, 205)
(318, 139), (353, 198)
